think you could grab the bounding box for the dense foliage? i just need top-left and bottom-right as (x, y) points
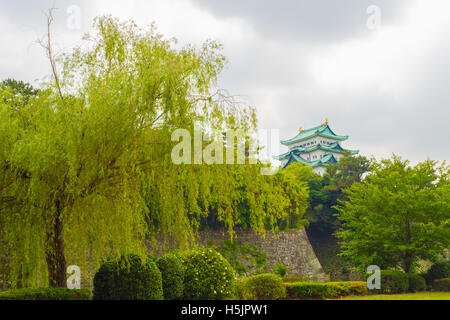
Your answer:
(1, 78), (38, 109)
(180, 247), (235, 300)
(0, 287), (91, 300)
(93, 254), (163, 300)
(426, 261), (450, 282)
(336, 156), (450, 273)
(432, 278), (450, 292)
(299, 155), (370, 281)
(156, 254), (184, 300)
(236, 274), (285, 300)
(304, 155), (371, 233)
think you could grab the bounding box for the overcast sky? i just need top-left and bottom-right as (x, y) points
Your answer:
(1, 0), (449, 164)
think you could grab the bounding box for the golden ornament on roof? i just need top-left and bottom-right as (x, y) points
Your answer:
(324, 118), (329, 125)
(299, 127), (303, 133)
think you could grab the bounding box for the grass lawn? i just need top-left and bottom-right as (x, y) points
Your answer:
(335, 292), (450, 300)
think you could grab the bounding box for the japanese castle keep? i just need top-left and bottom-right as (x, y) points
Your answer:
(274, 119), (359, 175)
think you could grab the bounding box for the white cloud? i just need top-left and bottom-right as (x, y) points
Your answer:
(309, 0), (450, 101)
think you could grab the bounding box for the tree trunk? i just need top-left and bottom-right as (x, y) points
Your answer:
(404, 216), (413, 274)
(404, 258), (412, 274)
(46, 202), (67, 287)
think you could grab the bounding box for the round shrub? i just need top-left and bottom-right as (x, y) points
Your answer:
(427, 261), (450, 282)
(180, 247), (236, 300)
(156, 253), (184, 300)
(418, 272), (432, 286)
(407, 274), (426, 292)
(244, 274), (286, 300)
(93, 253), (163, 300)
(378, 270), (409, 294)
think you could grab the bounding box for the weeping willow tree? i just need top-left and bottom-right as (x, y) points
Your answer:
(0, 15), (309, 288)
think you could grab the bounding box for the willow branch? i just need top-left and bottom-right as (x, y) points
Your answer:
(37, 9), (64, 101)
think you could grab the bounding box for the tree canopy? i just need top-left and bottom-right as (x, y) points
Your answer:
(335, 155), (450, 273)
(303, 154), (371, 233)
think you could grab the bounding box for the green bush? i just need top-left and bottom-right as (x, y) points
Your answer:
(407, 274), (426, 292)
(93, 253), (163, 300)
(0, 287), (91, 300)
(285, 281), (367, 299)
(241, 274), (286, 300)
(285, 282), (340, 299)
(273, 263), (289, 277)
(180, 247), (236, 300)
(376, 270), (409, 294)
(418, 271), (432, 286)
(432, 278), (450, 292)
(156, 253), (184, 300)
(427, 261), (450, 283)
(330, 281), (368, 296)
(235, 278), (251, 300)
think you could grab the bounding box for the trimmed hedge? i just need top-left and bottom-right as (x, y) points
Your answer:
(93, 253), (163, 300)
(156, 253), (184, 300)
(284, 281), (367, 299)
(0, 287), (91, 300)
(427, 261), (450, 283)
(330, 281), (368, 296)
(407, 274), (426, 292)
(376, 270), (409, 294)
(432, 278), (450, 292)
(285, 282), (340, 299)
(180, 247), (236, 300)
(237, 274), (285, 300)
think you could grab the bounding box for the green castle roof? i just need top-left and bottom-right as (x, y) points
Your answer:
(283, 152), (338, 169)
(280, 123), (348, 145)
(273, 142), (359, 161)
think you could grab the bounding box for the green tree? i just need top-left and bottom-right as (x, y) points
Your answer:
(1, 79), (38, 106)
(326, 154), (371, 193)
(336, 155), (450, 273)
(302, 155), (371, 233)
(0, 16), (239, 287)
(0, 16), (308, 288)
(276, 162), (311, 229)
